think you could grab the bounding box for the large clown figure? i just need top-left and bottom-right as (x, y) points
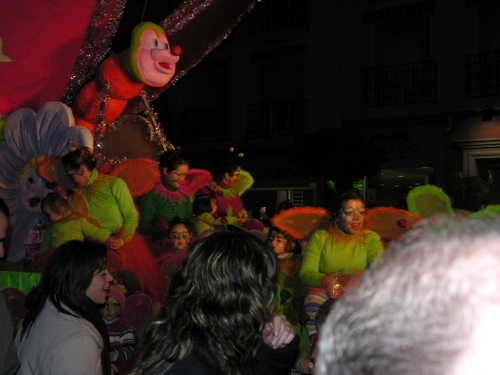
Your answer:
(73, 22), (181, 132)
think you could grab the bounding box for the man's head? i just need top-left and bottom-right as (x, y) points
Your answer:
(317, 215), (500, 375)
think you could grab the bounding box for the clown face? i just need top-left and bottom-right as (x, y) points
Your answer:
(127, 22), (181, 87)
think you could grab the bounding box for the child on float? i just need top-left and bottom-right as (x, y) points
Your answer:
(101, 282), (139, 375)
(192, 187), (245, 237)
(207, 148), (265, 233)
(267, 226), (307, 325)
(158, 219), (194, 280)
(34, 193), (121, 269)
(268, 226), (311, 374)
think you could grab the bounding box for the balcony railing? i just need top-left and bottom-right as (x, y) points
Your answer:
(465, 51), (500, 98)
(247, 98), (308, 138)
(177, 108), (233, 143)
(362, 61), (438, 107)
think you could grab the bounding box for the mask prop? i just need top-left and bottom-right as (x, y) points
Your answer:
(72, 22), (181, 133)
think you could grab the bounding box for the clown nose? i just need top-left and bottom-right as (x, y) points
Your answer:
(172, 45), (182, 56)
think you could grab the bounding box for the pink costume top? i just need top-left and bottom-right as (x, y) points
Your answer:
(207, 169), (254, 217)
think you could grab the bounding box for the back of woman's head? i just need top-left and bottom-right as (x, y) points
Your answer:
(22, 241), (107, 335)
(138, 230), (278, 374)
(62, 146), (96, 172)
(159, 149), (190, 172)
(172, 230), (277, 313)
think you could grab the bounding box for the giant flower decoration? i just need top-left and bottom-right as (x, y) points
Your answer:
(0, 102), (93, 262)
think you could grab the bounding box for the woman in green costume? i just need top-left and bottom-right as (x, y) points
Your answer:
(299, 191), (384, 334)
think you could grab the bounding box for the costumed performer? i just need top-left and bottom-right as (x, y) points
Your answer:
(36, 193), (121, 263)
(138, 149), (211, 244)
(267, 226), (306, 325)
(192, 186), (246, 236)
(208, 148), (264, 232)
(16, 241), (113, 375)
(158, 219), (193, 281)
(296, 299), (337, 374)
(299, 191), (384, 334)
(62, 147), (166, 301)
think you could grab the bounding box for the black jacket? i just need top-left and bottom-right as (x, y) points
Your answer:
(160, 335), (300, 375)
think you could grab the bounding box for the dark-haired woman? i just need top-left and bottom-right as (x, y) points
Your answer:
(16, 241), (113, 375)
(138, 149), (211, 240)
(62, 147), (165, 301)
(299, 191), (384, 334)
(133, 230), (299, 375)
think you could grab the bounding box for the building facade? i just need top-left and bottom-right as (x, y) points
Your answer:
(157, 0), (500, 214)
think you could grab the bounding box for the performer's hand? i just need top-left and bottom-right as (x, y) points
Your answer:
(321, 275), (344, 299)
(106, 237), (122, 250)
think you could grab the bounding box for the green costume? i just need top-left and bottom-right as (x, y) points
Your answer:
(276, 252), (306, 324)
(79, 169), (138, 244)
(300, 222), (384, 334)
(207, 169), (253, 218)
(73, 169), (165, 301)
(194, 212), (240, 234)
(40, 211), (114, 254)
(138, 169), (212, 239)
(300, 223), (384, 287)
